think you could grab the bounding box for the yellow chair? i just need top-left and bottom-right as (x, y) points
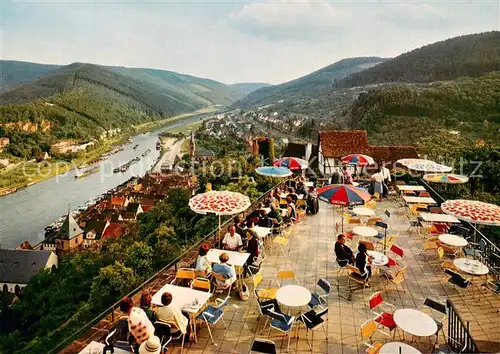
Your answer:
(441, 260), (460, 273)
(367, 217), (382, 226)
(171, 268), (195, 286)
(419, 241), (438, 258)
(191, 277), (211, 292)
(347, 265), (368, 299)
(360, 319), (384, 354)
(437, 247), (445, 260)
(296, 199), (307, 209)
(382, 265), (407, 292)
(377, 235), (399, 250)
(366, 200), (377, 209)
(273, 235), (289, 258)
(252, 271), (278, 300)
(277, 269), (300, 286)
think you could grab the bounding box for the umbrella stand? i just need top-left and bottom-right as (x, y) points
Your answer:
(218, 214), (221, 246)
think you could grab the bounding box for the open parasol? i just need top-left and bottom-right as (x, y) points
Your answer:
(316, 184), (372, 231)
(273, 157), (308, 171)
(423, 174), (469, 184)
(442, 200), (500, 227)
(255, 166), (293, 178)
(396, 158), (429, 167)
(407, 161), (452, 173)
(341, 154), (375, 167)
(189, 190), (251, 243)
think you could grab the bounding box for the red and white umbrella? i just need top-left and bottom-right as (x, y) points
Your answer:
(189, 191), (251, 243)
(341, 154), (374, 167)
(273, 157), (308, 170)
(442, 200), (500, 226)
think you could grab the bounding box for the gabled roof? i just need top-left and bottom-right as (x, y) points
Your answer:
(139, 198), (155, 206)
(368, 146), (419, 165)
(111, 196), (128, 206)
(57, 213), (84, 240)
(126, 203), (142, 213)
(318, 130), (369, 158)
(17, 240), (34, 250)
(102, 223), (124, 239)
(0, 249), (53, 284)
(83, 219), (108, 238)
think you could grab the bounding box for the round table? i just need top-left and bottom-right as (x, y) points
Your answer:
(380, 342), (422, 354)
(353, 226), (379, 237)
(438, 234), (468, 247)
(276, 285), (311, 308)
(353, 207), (375, 217)
(367, 250), (389, 266)
(394, 309), (437, 337)
(453, 258), (489, 275)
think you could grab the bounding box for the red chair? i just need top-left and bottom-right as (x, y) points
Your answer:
(389, 244), (404, 259)
(369, 292), (397, 338)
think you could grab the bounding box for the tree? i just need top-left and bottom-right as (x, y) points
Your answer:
(89, 262), (137, 309)
(125, 242), (153, 277)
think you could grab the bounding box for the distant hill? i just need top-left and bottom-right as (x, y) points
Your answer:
(234, 57), (386, 108)
(229, 83), (271, 96)
(0, 61), (244, 159)
(0, 60), (61, 87)
(336, 31), (500, 88)
(349, 71), (500, 146)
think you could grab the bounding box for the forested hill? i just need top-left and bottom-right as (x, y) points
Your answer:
(336, 31), (500, 88)
(229, 83), (271, 96)
(0, 60), (61, 87)
(349, 71), (500, 146)
(234, 57), (386, 108)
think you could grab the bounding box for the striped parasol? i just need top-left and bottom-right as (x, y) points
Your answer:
(255, 166), (293, 178)
(273, 157), (308, 171)
(316, 184), (372, 206)
(423, 174), (469, 184)
(341, 154), (375, 166)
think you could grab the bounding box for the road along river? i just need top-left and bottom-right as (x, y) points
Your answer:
(0, 112), (209, 249)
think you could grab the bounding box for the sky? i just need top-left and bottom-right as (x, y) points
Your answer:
(1, 0), (499, 84)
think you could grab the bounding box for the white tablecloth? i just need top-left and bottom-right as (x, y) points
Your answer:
(367, 250), (389, 266)
(152, 284), (212, 312)
(276, 285), (311, 308)
(78, 341), (131, 354)
(207, 249), (250, 267)
(439, 234), (468, 247)
(454, 258), (489, 275)
(353, 226), (379, 237)
(380, 342), (422, 354)
(251, 226), (272, 239)
(403, 196), (437, 204)
(352, 207), (374, 217)
(394, 309), (437, 337)
(397, 185), (426, 191)
(419, 212), (460, 223)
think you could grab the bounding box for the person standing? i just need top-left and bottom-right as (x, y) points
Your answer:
(371, 168), (385, 199)
(342, 166), (353, 185)
(381, 164), (392, 198)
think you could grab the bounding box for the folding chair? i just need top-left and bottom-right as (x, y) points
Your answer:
(346, 265), (368, 300)
(266, 310), (295, 352)
(381, 265), (407, 292)
(273, 235), (289, 258)
(154, 321), (185, 353)
(360, 319), (384, 354)
(308, 278), (331, 309)
(197, 296), (229, 345)
(389, 244), (404, 259)
(253, 271), (278, 300)
(191, 277), (211, 293)
(368, 291), (397, 338)
(211, 272), (234, 297)
(377, 235), (399, 250)
(297, 308), (328, 350)
(256, 297), (281, 331)
(444, 269), (474, 302)
(171, 268), (195, 286)
(250, 338), (277, 354)
(417, 298), (447, 347)
(276, 269), (300, 286)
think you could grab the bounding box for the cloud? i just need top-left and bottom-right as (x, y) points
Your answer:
(229, 0), (352, 41)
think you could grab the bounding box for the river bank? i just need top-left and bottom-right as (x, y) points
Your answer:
(0, 106), (218, 193)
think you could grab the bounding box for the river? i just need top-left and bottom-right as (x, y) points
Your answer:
(0, 112), (210, 249)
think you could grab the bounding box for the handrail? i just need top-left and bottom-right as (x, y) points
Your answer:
(42, 181), (282, 354)
(447, 299), (479, 352)
(418, 177), (500, 279)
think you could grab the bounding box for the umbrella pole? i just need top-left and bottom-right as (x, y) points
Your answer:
(218, 215), (221, 246)
(342, 206), (344, 233)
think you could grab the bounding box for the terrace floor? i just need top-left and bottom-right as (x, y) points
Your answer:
(167, 199), (500, 354)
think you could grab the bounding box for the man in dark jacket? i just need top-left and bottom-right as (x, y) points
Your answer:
(334, 234), (354, 266)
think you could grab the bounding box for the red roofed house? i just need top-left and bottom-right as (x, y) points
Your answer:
(110, 196), (129, 208)
(102, 223), (124, 239)
(318, 130), (419, 176)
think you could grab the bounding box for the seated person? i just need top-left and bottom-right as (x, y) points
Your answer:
(140, 291), (156, 323)
(233, 216), (246, 236)
(284, 196), (297, 223)
(355, 243), (373, 282)
(212, 252), (237, 287)
(334, 234), (354, 266)
(119, 296), (154, 347)
(222, 226), (242, 251)
(243, 230), (260, 276)
(267, 204), (282, 226)
(287, 188), (299, 203)
(258, 210), (274, 228)
(155, 292), (189, 335)
(195, 243), (212, 275)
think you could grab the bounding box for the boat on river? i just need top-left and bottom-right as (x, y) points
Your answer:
(113, 157), (141, 173)
(133, 144), (139, 150)
(142, 149), (151, 157)
(75, 166), (100, 179)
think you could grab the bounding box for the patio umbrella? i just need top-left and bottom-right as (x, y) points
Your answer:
(189, 190), (251, 244)
(396, 158), (429, 167)
(316, 184), (372, 231)
(273, 157), (308, 171)
(423, 174), (469, 184)
(341, 154), (375, 167)
(407, 161), (452, 173)
(442, 199), (500, 242)
(255, 166), (293, 178)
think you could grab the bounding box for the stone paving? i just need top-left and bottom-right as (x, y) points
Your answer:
(158, 199), (500, 354)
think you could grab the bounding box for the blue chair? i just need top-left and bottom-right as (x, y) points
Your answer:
(444, 269), (474, 302)
(308, 278), (331, 309)
(257, 298), (281, 331)
(297, 308), (328, 350)
(464, 238), (486, 259)
(266, 310), (295, 352)
(197, 296), (229, 345)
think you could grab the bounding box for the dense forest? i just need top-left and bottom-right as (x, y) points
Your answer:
(336, 31), (500, 88)
(349, 71), (500, 146)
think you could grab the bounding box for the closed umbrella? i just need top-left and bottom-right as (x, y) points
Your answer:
(189, 191), (251, 244)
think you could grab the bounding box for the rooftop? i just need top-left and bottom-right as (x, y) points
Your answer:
(0, 249), (54, 284)
(63, 192), (500, 354)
